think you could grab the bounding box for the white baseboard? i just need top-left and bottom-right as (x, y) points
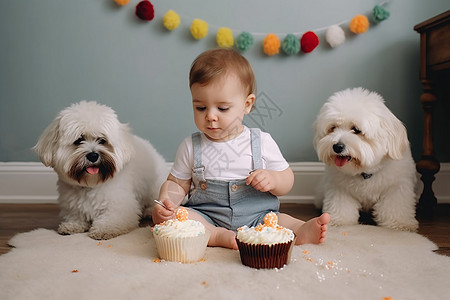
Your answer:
(1, 162), (449, 204)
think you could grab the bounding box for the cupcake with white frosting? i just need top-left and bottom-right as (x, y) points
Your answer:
(153, 207), (210, 263)
(236, 212), (296, 269)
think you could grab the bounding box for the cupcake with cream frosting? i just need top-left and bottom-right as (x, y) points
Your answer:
(236, 212), (296, 269)
(153, 207), (210, 263)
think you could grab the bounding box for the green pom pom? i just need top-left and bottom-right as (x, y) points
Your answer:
(281, 34), (300, 55)
(236, 32), (253, 51)
(373, 5), (390, 23)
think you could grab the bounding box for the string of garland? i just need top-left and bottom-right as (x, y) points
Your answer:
(113, 0), (391, 56)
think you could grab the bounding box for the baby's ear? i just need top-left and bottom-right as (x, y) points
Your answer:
(244, 93), (256, 114)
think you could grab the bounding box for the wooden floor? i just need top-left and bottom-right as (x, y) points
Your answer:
(1, 203), (449, 256)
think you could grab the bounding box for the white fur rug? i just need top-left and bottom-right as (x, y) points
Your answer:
(1, 225), (449, 300)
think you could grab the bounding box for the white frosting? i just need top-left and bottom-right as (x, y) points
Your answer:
(153, 219), (206, 238)
(237, 225), (294, 245)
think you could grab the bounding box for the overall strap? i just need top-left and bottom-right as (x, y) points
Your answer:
(191, 132), (206, 183)
(250, 128), (263, 170)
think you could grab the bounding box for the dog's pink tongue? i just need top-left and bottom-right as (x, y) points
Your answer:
(335, 156), (349, 167)
(86, 167), (99, 175)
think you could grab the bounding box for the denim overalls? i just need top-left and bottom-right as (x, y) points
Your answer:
(185, 128), (280, 232)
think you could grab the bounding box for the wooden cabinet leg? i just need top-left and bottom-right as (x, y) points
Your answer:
(416, 81), (440, 217)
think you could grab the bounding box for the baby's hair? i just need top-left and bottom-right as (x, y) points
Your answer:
(189, 48), (256, 99)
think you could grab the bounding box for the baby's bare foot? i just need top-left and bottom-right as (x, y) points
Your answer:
(208, 227), (238, 250)
(295, 213), (330, 245)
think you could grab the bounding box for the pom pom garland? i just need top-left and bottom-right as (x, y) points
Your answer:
(163, 10), (180, 31)
(281, 34), (300, 55)
(190, 19), (209, 40)
(235, 32), (253, 51)
(128, 2), (391, 58)
(300, 31), (319, 53)
(263, 34), (281, 56)
(135, 1), (154, 21)
(373, 5), (390, 23)
(326, 25), (345, 48)
(349, 15), (369, 34)
(216, 27), (234, 48)
(113, 0), (130, 5)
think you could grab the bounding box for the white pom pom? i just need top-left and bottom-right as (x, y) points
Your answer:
(326, 25), (345, 48)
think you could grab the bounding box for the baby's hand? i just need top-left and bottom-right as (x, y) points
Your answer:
(152, 199), (176, 224)
(246, 169), (276, 193)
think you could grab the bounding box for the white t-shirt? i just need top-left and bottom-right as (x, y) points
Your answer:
(170, 127), (290, 182)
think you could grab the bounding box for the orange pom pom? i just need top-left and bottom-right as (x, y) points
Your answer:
(176, 207), (189, 222)
(113, 0), (130, 5)
(349, 15), (369, 34)
(263, 34), (280, 56)
(263, 212), (278, 227)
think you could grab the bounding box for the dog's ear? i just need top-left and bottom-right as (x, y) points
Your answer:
(114, 123), (135, 165)
(33, 116), (61, 167)
(381, 112), (409, 160)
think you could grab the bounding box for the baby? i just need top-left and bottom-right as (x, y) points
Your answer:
(153, 48), (330, 249)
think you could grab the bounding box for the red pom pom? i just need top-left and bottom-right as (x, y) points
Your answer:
(300, 31), (319, 53)
(135, 1), (154, 21)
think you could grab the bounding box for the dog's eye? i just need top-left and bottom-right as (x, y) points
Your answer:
(74, 137), (84, 145)
(352, 127), (361, 134)
(98, 138), (107, 145)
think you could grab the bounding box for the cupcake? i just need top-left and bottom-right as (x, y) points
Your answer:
(152, 207), (210, 263)
(236, 212), (296, 269)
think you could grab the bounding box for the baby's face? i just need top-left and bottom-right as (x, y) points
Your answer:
(191, 74), (254, 142)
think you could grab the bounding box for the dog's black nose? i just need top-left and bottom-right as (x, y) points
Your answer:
(86, 152), (99, 163)
(333, 143), (345, 154)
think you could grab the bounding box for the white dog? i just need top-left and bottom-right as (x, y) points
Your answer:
(34, 101), (168, 239)
(313, 88), (418, 231)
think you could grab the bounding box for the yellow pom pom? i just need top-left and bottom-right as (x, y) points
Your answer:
(190, 19), (209, 40)
(113, 0), (130, 5)
(263, 34), (281, 56)
(216, 27), (234, 48)
(349, 15), (370, 34)
(163, 10), (180, 31)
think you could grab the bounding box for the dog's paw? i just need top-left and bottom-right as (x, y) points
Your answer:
(58, 222), (89, 235)
(379, 219), (419, 232)
(88, 227), (129, 240)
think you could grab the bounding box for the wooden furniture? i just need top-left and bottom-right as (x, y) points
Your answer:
(414, 10), (450, 217)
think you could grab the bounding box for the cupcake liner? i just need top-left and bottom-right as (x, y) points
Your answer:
(153, 230), (210, 263)
(236, 235), (296, 269)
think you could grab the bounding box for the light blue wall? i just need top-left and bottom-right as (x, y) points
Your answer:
(1, 0), (449, 162)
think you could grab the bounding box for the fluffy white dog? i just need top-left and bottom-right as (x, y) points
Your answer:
(34, 101), (169, 239)
(313, 88), (418, 231)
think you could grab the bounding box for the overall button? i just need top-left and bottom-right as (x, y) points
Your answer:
(200, 182), (207, 190)
(231, 184), (238, 192)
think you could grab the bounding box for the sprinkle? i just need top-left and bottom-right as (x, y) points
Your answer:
(97, 242), (103, 246)
(341, 232), (348, 236)
(199, 258), (207, 262)
(202, 281), (207, 285)
(153, 258), (161, 263)
(306, 258), (314, 262)
(382, 298), (392, 300)
(71, 269), (79, 273)
(106, 245), (112, 248)
(302, 250), (309, 254)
